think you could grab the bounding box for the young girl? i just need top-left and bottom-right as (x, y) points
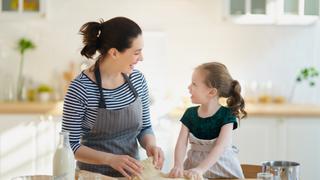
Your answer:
(169, 62), (247, 180)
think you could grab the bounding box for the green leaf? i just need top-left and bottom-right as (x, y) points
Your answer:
(17, 38), (36, 55)
(310, 81), (315, 86)
(295, 66), (319, 87)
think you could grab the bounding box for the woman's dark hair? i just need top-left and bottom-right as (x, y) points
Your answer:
(79, 17), (142, 66)
(197, 62), (247, 120)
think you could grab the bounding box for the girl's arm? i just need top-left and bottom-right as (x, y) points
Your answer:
(194, 123), (233, 173)
(169, 124), (189, 177)
(174, 124), (189, 167)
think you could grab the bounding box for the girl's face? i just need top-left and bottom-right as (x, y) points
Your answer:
(188, 69), (216, 104)
(118, 35), (144, 74)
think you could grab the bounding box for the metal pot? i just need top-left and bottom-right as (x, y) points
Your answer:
(262, 161), (300, 180)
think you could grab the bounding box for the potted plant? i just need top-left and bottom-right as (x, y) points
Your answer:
(16, 38), (36, 101)
(37, 84), (52, 102)
(289, 66), (319, 102)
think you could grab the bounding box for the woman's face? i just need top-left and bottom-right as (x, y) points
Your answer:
(188, 69), (213, 104)
(118, 35), (144, 74)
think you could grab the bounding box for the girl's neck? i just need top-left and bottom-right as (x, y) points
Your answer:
(198, 99), (221, 118)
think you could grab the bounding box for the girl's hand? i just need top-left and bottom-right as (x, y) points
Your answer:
(168, 166), (184, 178)
(184, 168), (204, 180)
(145, 145), (165, 169)
(108, 154), (143, 179)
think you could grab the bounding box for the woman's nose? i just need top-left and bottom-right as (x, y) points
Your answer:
(139, 53), (144, 61)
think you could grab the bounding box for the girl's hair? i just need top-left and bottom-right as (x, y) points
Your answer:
(197, 62), (247, 120)
(79, 17), (142, 68)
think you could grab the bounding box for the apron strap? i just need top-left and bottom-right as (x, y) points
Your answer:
(94, 67), (106, 108)
(94, 67), (139, 108)
(122, 73), (139, 98)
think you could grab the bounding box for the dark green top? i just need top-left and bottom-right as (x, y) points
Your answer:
(180, 106), (238, 140)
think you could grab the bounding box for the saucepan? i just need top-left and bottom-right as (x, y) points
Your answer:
(262, 161), (300, 180)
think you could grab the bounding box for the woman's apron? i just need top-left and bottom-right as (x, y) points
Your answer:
(184, 133), (244, 179)
(77, 68), (143, 177)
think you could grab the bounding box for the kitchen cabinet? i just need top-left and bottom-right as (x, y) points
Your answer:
(0, 115), (61, 179)
(233, 116), (320, 180)
(225, 0), (319, 25)
(0, 0), (46, 20)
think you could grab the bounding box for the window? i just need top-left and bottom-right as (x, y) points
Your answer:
(0, 0), (45, 19)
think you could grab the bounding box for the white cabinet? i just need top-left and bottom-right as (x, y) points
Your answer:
(0, 115), (61, 180)
(225, 0), (319, 25)
(225, 0), (275, 24)
(233, 116), (320, 180)
(285, 119), (320, 180)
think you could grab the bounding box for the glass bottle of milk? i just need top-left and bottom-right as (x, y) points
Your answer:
(53, 131), (75, 180)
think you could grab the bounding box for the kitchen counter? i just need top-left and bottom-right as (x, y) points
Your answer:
(168, 102), (320, 118)
(77, 169), (256, 180)
(1, 101), (320, 117)
(246, 102), (320, 117)
(0, 101), (63, 115)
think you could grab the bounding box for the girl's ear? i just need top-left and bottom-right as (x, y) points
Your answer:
(108, 48), (119, 59)
(209, 87), (218, 97)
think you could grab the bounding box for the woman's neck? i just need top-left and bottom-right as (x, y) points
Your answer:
(90, 58), (125, 89)
(99, 59), (122, 79)
(198, 99), (221, 118)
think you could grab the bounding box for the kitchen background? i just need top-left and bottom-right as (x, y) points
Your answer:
(0, 0), (320, 179)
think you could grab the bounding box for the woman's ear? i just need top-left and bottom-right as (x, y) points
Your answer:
(108, 48), (118, 59)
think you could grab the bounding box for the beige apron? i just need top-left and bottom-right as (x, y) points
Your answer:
(184, 133), (244, 179)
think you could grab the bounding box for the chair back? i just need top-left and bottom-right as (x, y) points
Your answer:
(241, 164), (262, 178)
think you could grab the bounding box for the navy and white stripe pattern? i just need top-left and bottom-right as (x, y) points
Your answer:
(62, 69), (152, 153)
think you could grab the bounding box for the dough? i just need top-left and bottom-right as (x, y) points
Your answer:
(130, 157), (201, 180)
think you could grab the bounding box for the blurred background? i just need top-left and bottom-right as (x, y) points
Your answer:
(0, 0), (319, 179)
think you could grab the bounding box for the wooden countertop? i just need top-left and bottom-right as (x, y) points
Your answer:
(77, 170), (255, 180)
(1, 101), (320, 117)
(246, 102), (320, 117)
(0, 101), (63, 115)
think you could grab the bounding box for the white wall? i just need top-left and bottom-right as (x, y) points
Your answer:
(0, 0), (319, 103)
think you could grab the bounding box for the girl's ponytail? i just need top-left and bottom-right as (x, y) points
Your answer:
(226, 80), (247, 119)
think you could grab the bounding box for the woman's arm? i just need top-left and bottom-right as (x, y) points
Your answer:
(139, 133), (164, 169)
(75, 146), (143, 179)
(75, 145), (112, 165)
(193, 123), (233, 174)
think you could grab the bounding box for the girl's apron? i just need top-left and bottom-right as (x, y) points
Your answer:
(184, 133), (244, 179)
(77, 67), (143, 177)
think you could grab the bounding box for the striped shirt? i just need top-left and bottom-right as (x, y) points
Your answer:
(62, 69), (153, 153)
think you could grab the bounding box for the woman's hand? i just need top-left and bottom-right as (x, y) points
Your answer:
(108, 154), (143, 179)
(168, 165), (184, 178)
(145, 145), (164, 169)
(184, 168), (204, 180)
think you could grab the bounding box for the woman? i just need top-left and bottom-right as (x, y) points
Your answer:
(62, 17), (164, 179)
